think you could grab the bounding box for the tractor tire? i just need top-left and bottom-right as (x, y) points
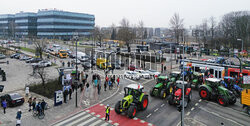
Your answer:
(160, 90), (167, 99)
(188, 91), (192, 103)
(168, 95), (174, 105)
(140, 95), (149, 111)
(199, 87), (210, 100)
(128, 105), (137, 119)
(115, 101), (122, 114)
(150, 89), (154, 97)
(229, 94), (237, 105)
(217, 95), (229, 107)
(247, 107), (250, 115)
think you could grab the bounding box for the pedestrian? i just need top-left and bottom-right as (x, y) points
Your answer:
(67, 61), (70, 67)
(16, 109), (22, 120)
(97, 84), (101, 95)
(104, 81), (107, 91)
(105, 104), (110, 121)
(2, 99), (7, 114)
(62, 61), (65, 67)
(63, 89), (68, 103)
(94, 78), (98, 87)
(86, 83), (89, 92)
(28, 97), (32, 112)
(117, 77), (120, 87)
(108, 80), (112, 90)
(32, 98), (36, 111)
(69, 86), (72, 100)
(71, 62), (74, 68)
(41, 99), (46, 114)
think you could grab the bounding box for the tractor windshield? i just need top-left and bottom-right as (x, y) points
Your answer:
(157, 78), (165, 83)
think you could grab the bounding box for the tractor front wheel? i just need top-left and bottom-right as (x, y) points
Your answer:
(128, 105), (137, 119)
(217, 96), (229, 107)
(150, 89), (154, 97)
(160, 90), (167, 99)
(168, 95), (174, 105)
(140, 96), (149, 111)
(199, 87), (210, 100)
(115, 101), (122, 114)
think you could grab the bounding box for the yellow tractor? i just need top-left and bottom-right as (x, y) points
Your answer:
(241, 89), (250, 115)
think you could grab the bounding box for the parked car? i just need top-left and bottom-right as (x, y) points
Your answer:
(82, 62), (92, 69)
(32, 60), (52, 67)
(0, 54), (6, 59)
(10, 53), (20, 58)
(26, 58), (42, 63)
(128, 65), (141, 71)
(146, 69), (161, 77)
(79, 55), (90, 62)
(71, 58), (81, 64)
(0, 93), (24, 107)
(112, 62), (121, 69)
(20, 55), (32, 61)
(135, 70), (151, 79)
(124, 71), (140, 80)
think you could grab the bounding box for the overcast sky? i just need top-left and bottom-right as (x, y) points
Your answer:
(1, 0), (249, 28)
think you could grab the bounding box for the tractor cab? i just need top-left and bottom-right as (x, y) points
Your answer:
(156, 76), (169, 85)
(115, 84), (149, 118)
(181, 66), (193, 81)
(192, 72), (204, 88)
(150, 76), (173, 99)
(206, 78), (221, 87)
(170, 71), (181, 82)
(222, 76), (242, 97)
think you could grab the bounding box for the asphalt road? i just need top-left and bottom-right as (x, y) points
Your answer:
(100, 78), (249, 126)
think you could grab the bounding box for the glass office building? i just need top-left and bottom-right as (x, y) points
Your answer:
(15, 12), (37, 38)
(0, 14), (15, 38)
(37, 10), (95, 39)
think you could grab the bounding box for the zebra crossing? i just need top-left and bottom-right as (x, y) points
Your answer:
(52, 111), (112, 126)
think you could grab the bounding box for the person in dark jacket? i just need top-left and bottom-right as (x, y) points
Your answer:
(2, 99), (7, 114)
(41, 99), (46, 114)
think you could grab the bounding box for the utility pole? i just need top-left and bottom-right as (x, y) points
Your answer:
(181, 31), (185, 126)
(73, 33), (78, 108)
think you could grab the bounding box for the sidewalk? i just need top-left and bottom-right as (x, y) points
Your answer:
(0, 70), (120, 126)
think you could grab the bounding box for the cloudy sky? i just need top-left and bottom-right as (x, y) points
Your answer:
(1, 0), (249, 28)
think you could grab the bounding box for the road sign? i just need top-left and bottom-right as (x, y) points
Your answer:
(240, 73), (243, 77)
(243, 76), (250, 84)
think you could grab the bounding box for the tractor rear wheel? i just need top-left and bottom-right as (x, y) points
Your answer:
(160, 90), (167, 99)
(199, 87), (210, 100)
(140, 96), (148, 111)
(217, 95), (229, 107)
(229, 94), (237, 105)
(115, 101), (122, 114)
(168, 95), (174, 105)
(128, 105), (137, 119)
(150, 89), (154, 97)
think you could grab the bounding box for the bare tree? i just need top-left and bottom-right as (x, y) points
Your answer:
(169, 13), (184, 44)
(35, 67), (48, 89)
(117, 18), (135, 50)
(110, 23), (116, 40)
(93, 26), (104, 46)
(137, 20), (145, 45)
(34, 38), (46, 59)
(209, 16), (216, 49)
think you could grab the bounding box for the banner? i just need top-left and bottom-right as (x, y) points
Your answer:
(243, 76), (250, 84)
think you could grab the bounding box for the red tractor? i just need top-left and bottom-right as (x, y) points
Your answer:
(168, 80), (192, 108)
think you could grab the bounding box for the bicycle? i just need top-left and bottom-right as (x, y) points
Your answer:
(32, 109), (45, 119)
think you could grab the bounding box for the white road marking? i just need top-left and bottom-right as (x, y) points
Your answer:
(114, 123), (119, 126)
(53, 111), (86, 126)
(161, 104), (165, 107)
(146, 114), (152, 118)
(199, 107), (244, 126)
(191, 107), (195, 111)
(199, 99), (202, 102)
(154, 108), (159, 112)
(195, 103), (199, 106)
(65, 114), (91, 126)
(100, 122), (109, 126)
(140, 120), (145, 123)
(148, 123), (153, 126)
(133, 117), (138, 120)
(89, 120), (102, 126)
(96, 115), (101, 117)
(186, 112), (190, 116)
(108, 120), (113, 123)
(91, 112), (95, 115)
(77, 117), (96, 126)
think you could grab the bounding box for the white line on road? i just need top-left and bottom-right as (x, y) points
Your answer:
(53, 111), (86, 126)
(199, 99), (202, 102)
(65, 114), (91, 126)
(186, 112), (190, 116)
(191, 107), (195, 111)
(154, 108), (159, 112)
(89, 120), (102, 126)
(199, 107), (244, 126)
(195, 103), (199, 106)
(146, 113), (152, 118)
(161, 104), (165, 107)
(77, 117), (96, 126)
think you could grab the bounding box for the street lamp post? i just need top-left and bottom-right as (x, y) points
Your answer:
(73, 33), (78, 108)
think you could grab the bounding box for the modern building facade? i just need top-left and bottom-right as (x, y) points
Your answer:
(155, 28), (161, 37)
(0, 14), (15, 38)
(37, 10), (95, 39)
(15, 12), (37, 38)
(0, 9), (95, 39)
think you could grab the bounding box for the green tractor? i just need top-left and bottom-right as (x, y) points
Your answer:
(191, 72), (204, 89)
(199, 78), (237, 106)
(150, 76), (173, 99)
(169, 71), (181, 82)
(115, 84), (149, 118)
